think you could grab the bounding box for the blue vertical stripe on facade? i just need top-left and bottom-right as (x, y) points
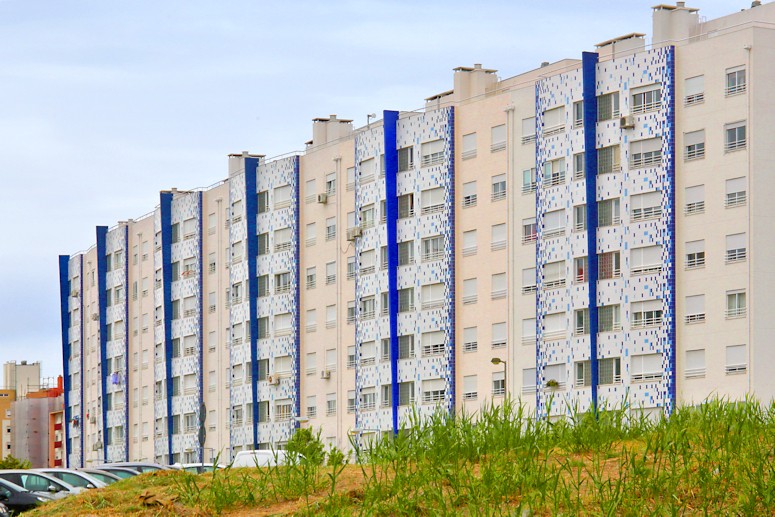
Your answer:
(123, 225), (130, 461)
(665, 46), (677, 414)
(292, 156), (301, 428)
(159, 192), (174, 461)
(95, 225), (109, 462)
(446, 107), (456, 415)
(383, 110), (400, 434)
(79, 254), (85, 467)
(58, 255), (71, 467)
(243, 157), (260, 448)
(582, 52), (600, 413)
(197, 191), (205, 462)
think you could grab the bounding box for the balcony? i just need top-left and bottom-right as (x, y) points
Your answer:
(725, 249), (747, 264)
(725, 192), (746, 208)
(685, 313), (705, 324)
(725, 307), (746, 319)
(684, 93), (704, 106)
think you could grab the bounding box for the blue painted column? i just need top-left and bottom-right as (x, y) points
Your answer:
(58, 255), (71, 467)
(95, 226), (109, 462)
(123, 225), (130, 461)
(383, 110), (400, 434)
(243, 157), (261, 448)
(78, 255), (85, 467)
(197, 191), (205, 463)
(582, 52), (600, 413)
(665, 46), (677, 414)
(292, 156), (301, 429)
(446, 107), (456, 416)
(159, 193), (174, 461)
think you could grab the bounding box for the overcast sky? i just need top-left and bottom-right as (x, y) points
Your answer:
(0, 0), (741, 379)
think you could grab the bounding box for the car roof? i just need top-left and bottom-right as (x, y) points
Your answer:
(0, 470), (78, 489)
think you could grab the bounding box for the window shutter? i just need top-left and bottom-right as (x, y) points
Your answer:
(463, 230), (477, 249)
(726, 344), (746, 366)
(544, 261), (564, 282)
(544, 209), (565, 230)
(522, 368), (536, 387)
(492, 273), (506, 292)
(631, 137), (662, 154)
(685, 185), (704, 204)
(522, 268), (536, 287)
(631, 83), (659, 96)
(631, 245), (661, 267)
(463, 375), (477, 394)
(726, 177), (746, 194)
(685, 349), (704, 370)
(686, 240), (704, 254)
(726, 233), (746, 250)
(544, 313), (566, 332)
(542, 107), (563, 128)
(463, 181), (477, 197)
(685, 76), (704, 96)
(685, 295), (704, 315)
(522, 318), (535, 337)
(462, 133), (477, 153)
(422, 139), (444, 156)
(491, 223), (506, 242)
(684, 129), (704, 146)
(521, 117), (535, 136)
(491, 124), (506, 143)
(492, 322), (507, 342)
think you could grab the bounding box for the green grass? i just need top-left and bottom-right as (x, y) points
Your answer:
(28, 398), (775, 515)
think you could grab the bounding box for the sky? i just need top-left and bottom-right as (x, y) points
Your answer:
(0, 0), (741, 379)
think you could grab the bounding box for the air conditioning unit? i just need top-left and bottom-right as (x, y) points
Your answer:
(70, 289), (80, 298)
(317, 193), (328, 204)
(91, 313), (99, 321)
(267, 375), (280, 385)
(619, 115), (635, 129)
(320, 369), (331, 380)
(346, 227), (362, 241)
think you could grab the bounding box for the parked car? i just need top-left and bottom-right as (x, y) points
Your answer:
(231, 450), (293, 468)
(0, 478), (52, 514)
(77, 469), (122, 485)
(89, 466), (138, 480)
(35, 469), (107, 490)
(172, 463), (226, 474)
(0, 471), (80, 500)
(96, 462), (170, 474)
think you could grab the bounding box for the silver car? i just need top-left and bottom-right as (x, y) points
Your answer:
(0, 470), (81, 500)
(36, 468), (107, 490)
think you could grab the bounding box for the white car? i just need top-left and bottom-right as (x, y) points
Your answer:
(36, 468), (108, 490)
(231, 450), (294, 468)
(171, 462), (227, 474)
(0, 470), (82, 500)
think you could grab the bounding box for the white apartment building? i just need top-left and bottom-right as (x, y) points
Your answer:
(59, 2), (775, 465)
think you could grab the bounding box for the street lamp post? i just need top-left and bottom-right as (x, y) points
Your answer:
(491, 357), (507, 397)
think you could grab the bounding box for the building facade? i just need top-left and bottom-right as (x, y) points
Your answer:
(59, 2), (775, 465)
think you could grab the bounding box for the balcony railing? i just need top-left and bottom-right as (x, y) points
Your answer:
(631, 315), (663, 329)
(725, 192), (746, 208)
(684, 201), (705, 216)
(632, 206), (662, 221)
(726, 248), (747, 263)
(685, 313), (706, 324)
(684, 93), (704, 106)
(725, 139), (746, 152)
(725, 83), (746, 96)
(631, 264), (662, 276)
(725, 307), (746, 319)
(462, 195), (477, 208)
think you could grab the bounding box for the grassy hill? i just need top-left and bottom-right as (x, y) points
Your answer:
(29, 399), (775, 515)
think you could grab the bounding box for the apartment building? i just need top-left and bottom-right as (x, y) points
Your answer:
(59, 2), (775, 465)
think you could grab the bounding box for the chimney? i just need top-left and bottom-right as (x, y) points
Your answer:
(452, 63), (498, 102)
(227, 151), (264, 177)
(311, 115), (353, 146)
(652, 2), (700, 45)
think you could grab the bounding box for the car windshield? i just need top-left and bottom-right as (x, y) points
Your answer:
(20, 474), (59, 492)
(108, 470), (135, 479)
(52, 472), (90, 488)
(87, 472), (116, 484)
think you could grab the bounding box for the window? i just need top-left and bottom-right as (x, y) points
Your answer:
(725, 177), (747, 208)
(492, 371), (505, 396)
(492, 322), (507, 348)
(598, 198), (620, 227)
(171, 299), (180, 319)
(598, 251), (621, 279)
(521, 117), (536, 144)
(361, 204), (375, 229)
(684, 185), (704, 215)
(361, 341), (376, 365)
(421, 139), (444, 167)
(597, 92), (619, 121)
(573, 153), (585, 180)
(685, 349), (705, 378)
(421, 187), (445, 215)
(275, 355), (292, 376)
(276, 399), (293, 421)
(491, 124), (507, 151)
(542, 157), (565, 187)
(326, 172), (336, 196)
(361, 387), (377, 410)
(398, 146), (414, 172)
(274, 184), (292, 208)
(257, 317), (269, 339)
(325, 305), (336, 328)
(543, 107), (564, 136)
(421, 331), (445, 356)
(359, 158), (376, 184)
(686, 239), (705, 269)
(543, 209), (565, 238)
(725, 121), (747, 152)
(398, 287), (415, 312)
(326, 393), (337, 416)
(543, 312), (566, 340)
(422, 235), (444, 262)
(574, 308), (589, 335)
(685, 294), (705, 324)
(599, 357), (622, 385)
(379, 338), (390, 361)
(275, 312), (292, 334)
(463, 230), (477, 256)
(255, 274), (268, 298)
(522, 268), (536, 294)
(304, 267), (316, 290)
(575, 361), (591, 387)
(258, 233), (269, 255)
(463, 327), (478, 353)
(684, 75), (704, 105)
(522, 318), (536, 344)
(536, 256), (563, 291)
(398, 241), (414, 266)
(422, 379), (446, 403)
(726, 290), (746, 318)
(598, 304), (621, 332)
(631, 299), (663, 329)
(305, 222), (317, 246)
(398, 381), (415, 406)
(307, 395), (317, 418)
(346, 167), (355, 191)
(572, 100), (583, 128)
(361, 249), (376, 274)
(398, 335), (415, 359)
(631, 353), (663, 382)
(257, 191), (269, 213)
(491, 223), (506, 251)
(631, 245), (662, 275)
(463, 375), (478, 401)
(491, 273), (507, 299)
(631, 85), (661, 114)
(573, 205), (586, 232)
(522, 168), (537, 193)
(725, 66), (746, 96)
(360, 296), (376, 320)
(726, 344), (747, 374)
(325, 262), (336, 285)
(171, 223), (180, 244)
(684, 130), (705, 161)
(463, 278), (477, 304)
(631, 191), (662, 221)
(398, 193), (415, 219)
(522, 217), (537, 244)
(462, 132), (477, 159)
(275, 271), (291, 294)
(597, 145), (620, 175)
(573, 257), (589, 284)
(347, 256), (356, 280)
(306, 309), (317, 332)
(347, 301), (355, 323)
(421, 283), (445, 310)
(726, 233), (746, 263)
(462, 181), (477, 208)
(630, 138), (662, 168)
